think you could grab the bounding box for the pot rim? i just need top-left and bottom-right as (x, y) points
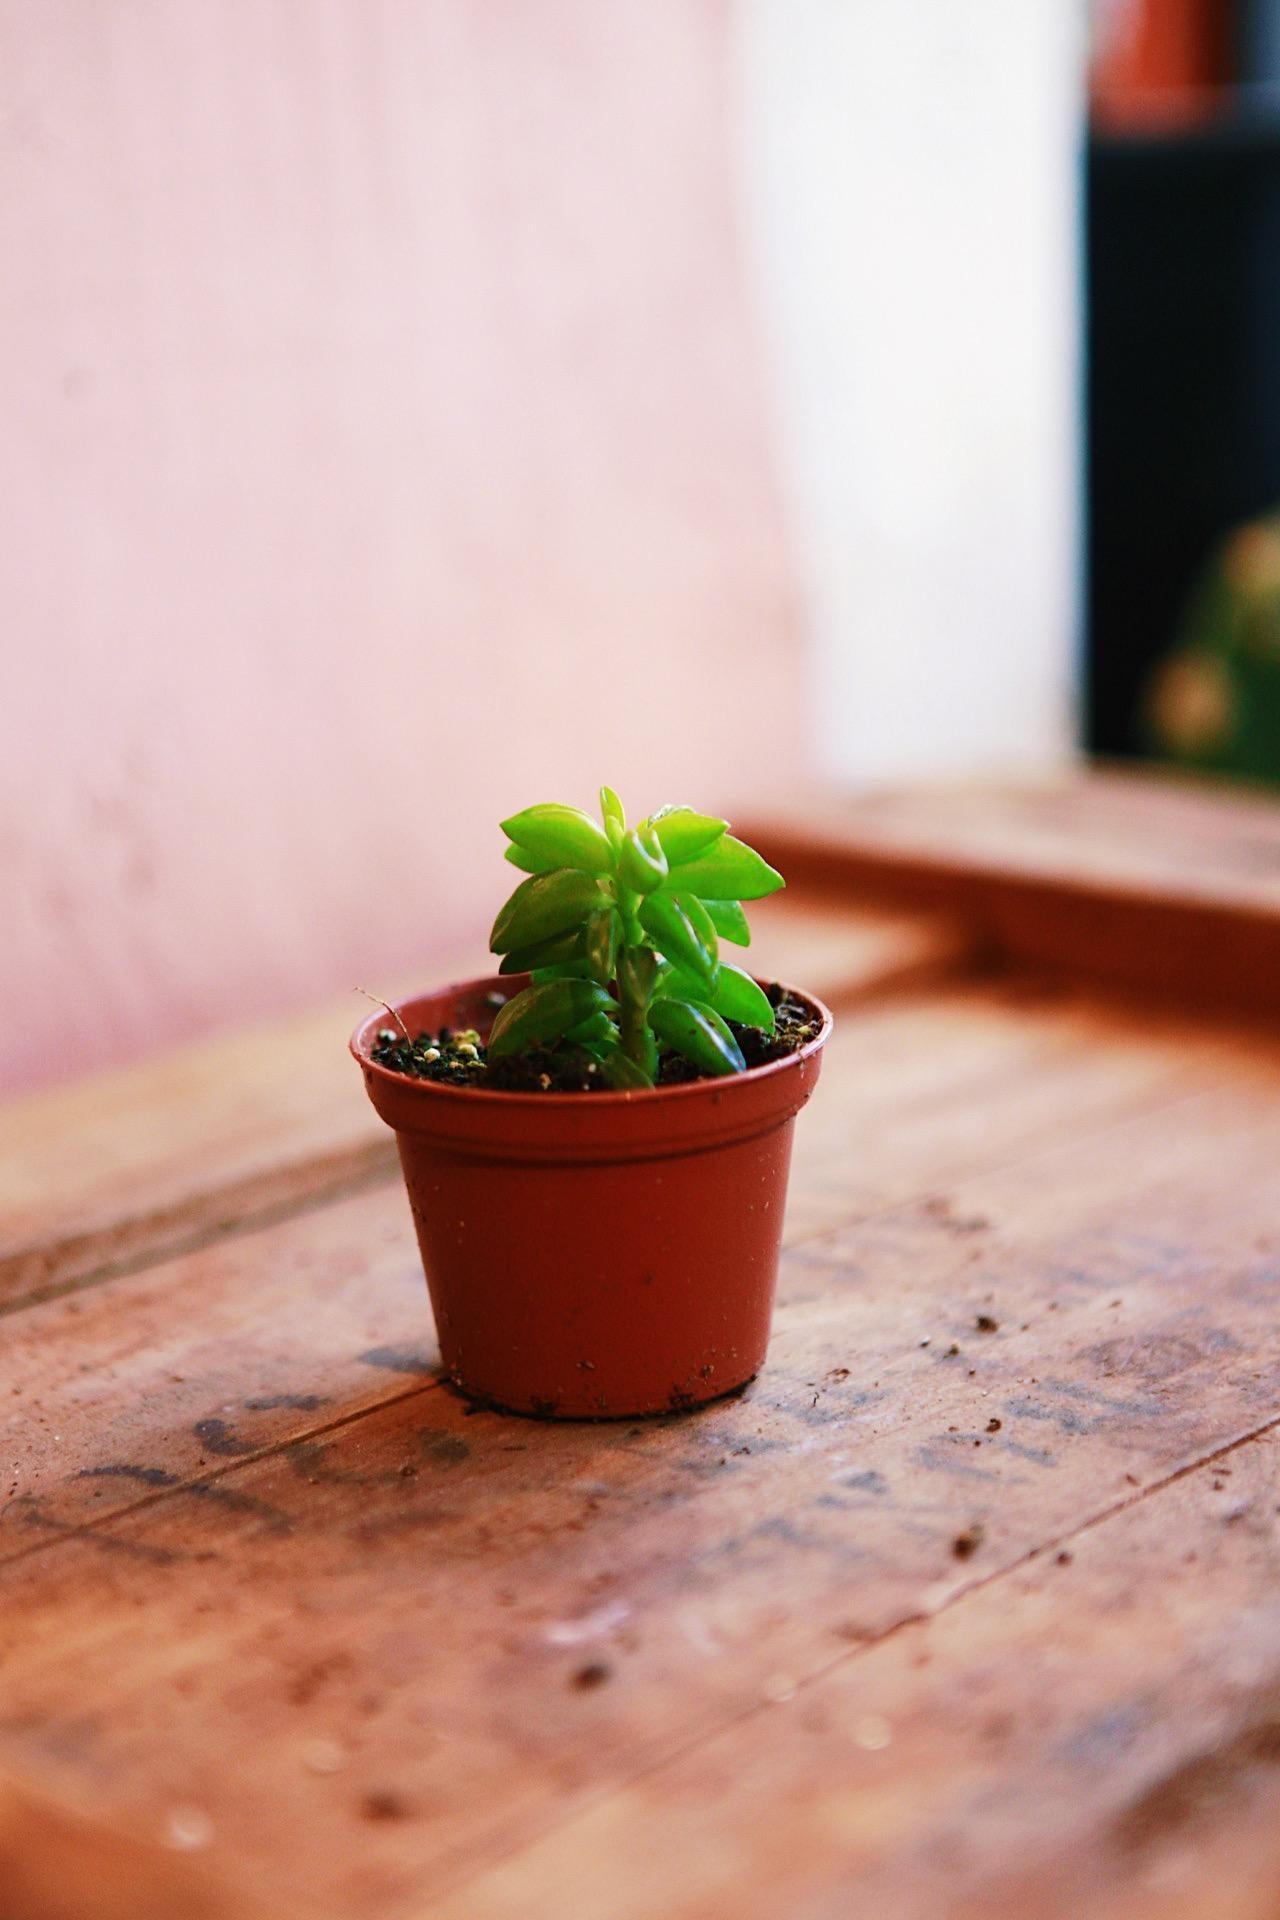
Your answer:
(350, 972), (833, 1110)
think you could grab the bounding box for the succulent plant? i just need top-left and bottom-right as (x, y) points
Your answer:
(487, 789), (784, 1088)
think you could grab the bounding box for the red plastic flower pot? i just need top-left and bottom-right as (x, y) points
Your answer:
(351, 974), (832, 1418)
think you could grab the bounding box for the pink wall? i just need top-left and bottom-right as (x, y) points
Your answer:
(0, 0), (803, 1094)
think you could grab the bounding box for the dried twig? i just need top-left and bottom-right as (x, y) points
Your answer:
(354, 987), (411, 1043)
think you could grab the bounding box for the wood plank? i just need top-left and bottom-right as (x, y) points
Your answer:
(0, 899), (957, 1314)
(758, 767), (1280, 908)
(1040, 1788), (1280, 1920)
(972, 1783), (1280, 1920)
(749, 768), (1280, 1016)
(0, 991), (404, 1314)
(0, 1765), (284, 1920)
(2, 984), (1231, 1557)
(778, 976), (1253, 1241)
(0, 1003), (1276, 1918)
(0, 1184), (431, 1565)
(424, 1426), (1280, 1920)
(746, 890), (970, 1006)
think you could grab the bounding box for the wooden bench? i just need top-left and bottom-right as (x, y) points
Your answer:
(4, 771), (1280, 1920)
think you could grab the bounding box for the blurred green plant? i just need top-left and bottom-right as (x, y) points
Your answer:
(488, 790), (784, 1088)
(1147, 510), (1280, 784)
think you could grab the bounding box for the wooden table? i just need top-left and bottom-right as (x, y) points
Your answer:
(4, 770), (1280, 1920)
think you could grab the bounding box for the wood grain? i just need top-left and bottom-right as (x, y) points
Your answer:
(0, 989), (405, 1314)
(0, 1765), (285, 1920)
(0, 1183), (428, 1565)
(756, 767), (1280, 908)
(425, 1427), (1280, 1920)
(750, 768), (1280, 1016)
(1, 987), (1277, 1918)
(0, 899), (957, 1314)
(6, 779), (1280, 1917)
(3, 982), (1231, 1558)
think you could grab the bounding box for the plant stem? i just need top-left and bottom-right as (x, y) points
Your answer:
(615, 887), (656, 1079)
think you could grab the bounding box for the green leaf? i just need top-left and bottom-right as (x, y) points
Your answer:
(649, 997), (746, 1076)
(487, 979), (613, 1058)
(617, 823), (669, 895)
(657, 961), (774, 1033)
(563, 1009), (618, 1046)
(505, 843), (560, 875)
(649, 806), (727, 864)
(600, 1050), (654, 1090)
(701, 898), (751, 947)
(577, 1037), (618, 1070)
(678, 892), (720, 967)
(637, 892), (718, 991)
(659, 834), (783, 901)
(490, 870), (610, 955)
(583, 907), (620, 986)
(617, 942), (658, 1010)
(497, 926), (583, 975)
(530, 961), (594, 983)
(600, 786), (626, 833)
(714, 966), (775, 1032)
(501, 803), (615, 875)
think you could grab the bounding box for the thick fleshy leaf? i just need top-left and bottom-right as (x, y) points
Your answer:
(490, 870), (610, 955)
(714, 966), (776, 1032)
(658, 834), (783, 901)
(497, 926), (583, 975)
(530, 961), (594, 983)
(657, 961), (774, 1033)
(638, 892), (718, 990)
(563, 1009), (618, 1047)
(649, 806), (727, 864)
(600, 785), (626, 833)
(501, 803), (614, 875)
(584, 907), (621, 986)
(678, 893), (720, 966)
(701, 897), (751, 947)
(505, 843), (559, 875)
(649, 996), (746, 1076)
(487, 979), (613, 1058)
(617, 823), (668, 895)
(616, 942), (658, 1010)
(600, 1050), (653, 1090)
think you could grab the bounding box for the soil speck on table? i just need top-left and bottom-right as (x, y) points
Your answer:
(572, 1662), (612, 1691)
(360, 1790), (408, 1821)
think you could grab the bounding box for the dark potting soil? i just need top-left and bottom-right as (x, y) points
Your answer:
(370, 982), (820, 1093)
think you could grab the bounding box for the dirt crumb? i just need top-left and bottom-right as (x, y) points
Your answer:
(572, 1662), (612, 1691)
(360, 1790), (408, 1822)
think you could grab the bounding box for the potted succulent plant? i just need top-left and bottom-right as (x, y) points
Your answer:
(351, 790), (831, 1417)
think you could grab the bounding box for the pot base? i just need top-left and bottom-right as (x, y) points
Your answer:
(439, 1370), (759, 1423)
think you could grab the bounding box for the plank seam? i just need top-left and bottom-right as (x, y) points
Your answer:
(0, 1148), (398, 1323)
(0, 1374), (445, 1573)
(407, 1410), (1280, 1916)
(1, 954), (1237, 1322)
(1, 1066), (1245, 1566)
(0, 929), (980, 1319)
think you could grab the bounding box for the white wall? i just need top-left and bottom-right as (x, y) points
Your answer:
(737, 0), (1085, 782)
